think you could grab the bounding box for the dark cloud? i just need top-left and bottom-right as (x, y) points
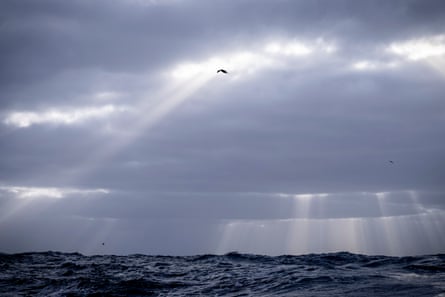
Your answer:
(1, 0), (445, 255)
(2, 0), (445, 86)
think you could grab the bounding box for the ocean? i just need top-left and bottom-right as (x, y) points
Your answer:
(0, 251), (444, 296)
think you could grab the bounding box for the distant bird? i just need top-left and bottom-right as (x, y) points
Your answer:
(389, 160), (394, 164)
(102, 242), (105, 246)
(217, 69), (228, 74)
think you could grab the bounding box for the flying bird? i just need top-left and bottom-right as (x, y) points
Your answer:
(217, 69), (228, 74)
(389, 160), (394, 164)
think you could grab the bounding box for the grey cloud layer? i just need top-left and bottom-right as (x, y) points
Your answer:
(1, 0), (445, 255)
(2, 0), (445, 86)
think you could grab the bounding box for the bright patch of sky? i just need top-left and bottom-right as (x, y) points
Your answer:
(3, 105), (128, 128)
(388, 34), (445, 60)
(0, 186), (109, 200)
(169, 38), (336, 80)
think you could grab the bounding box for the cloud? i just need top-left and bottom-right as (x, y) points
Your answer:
(3, 105), (128, 128)
(164, 37), (337, 89)
(388, 34), (445, 61)
(1, 186), (443, 255)
(351, 60), (399, 71)
(264, 41), (312, 56)
(12, 189), (438, 221)
(0, 185), (109, 199)
(1, 0), (445, 256)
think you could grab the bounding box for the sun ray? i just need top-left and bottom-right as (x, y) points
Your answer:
(8, 38), (337, 187)
(66, 72), (216, 183)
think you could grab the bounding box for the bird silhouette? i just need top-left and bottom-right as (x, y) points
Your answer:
(389, 160), (394, 164)
(217, 69), (228, 74)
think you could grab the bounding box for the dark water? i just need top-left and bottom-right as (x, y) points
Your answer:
(0, 251), (444, 296)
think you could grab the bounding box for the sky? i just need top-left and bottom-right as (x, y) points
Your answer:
(1, 0), (445, 256)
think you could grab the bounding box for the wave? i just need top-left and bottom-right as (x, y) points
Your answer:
(1, 251), (444, 296)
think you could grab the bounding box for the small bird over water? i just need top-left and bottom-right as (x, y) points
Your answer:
(217, 69), (228, 74)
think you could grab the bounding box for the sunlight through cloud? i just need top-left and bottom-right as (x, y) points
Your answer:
(388, 35), (445, 61)
(94, 91), (123, 101)
(265, 41), (312, 56)
(78, 37), (336, 179)
(169, 38), (335, 81)
(0, 186), (109, 200)
(216, 190), (445, 255)
(3, 105), (127, 128)
(169, 51), (271, 81)
(351, 60), (399, 72)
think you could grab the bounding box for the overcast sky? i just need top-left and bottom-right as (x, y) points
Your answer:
(1, 0), (445, 256)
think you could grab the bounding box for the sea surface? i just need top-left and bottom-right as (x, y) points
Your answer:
(0, 251), (444, 296)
